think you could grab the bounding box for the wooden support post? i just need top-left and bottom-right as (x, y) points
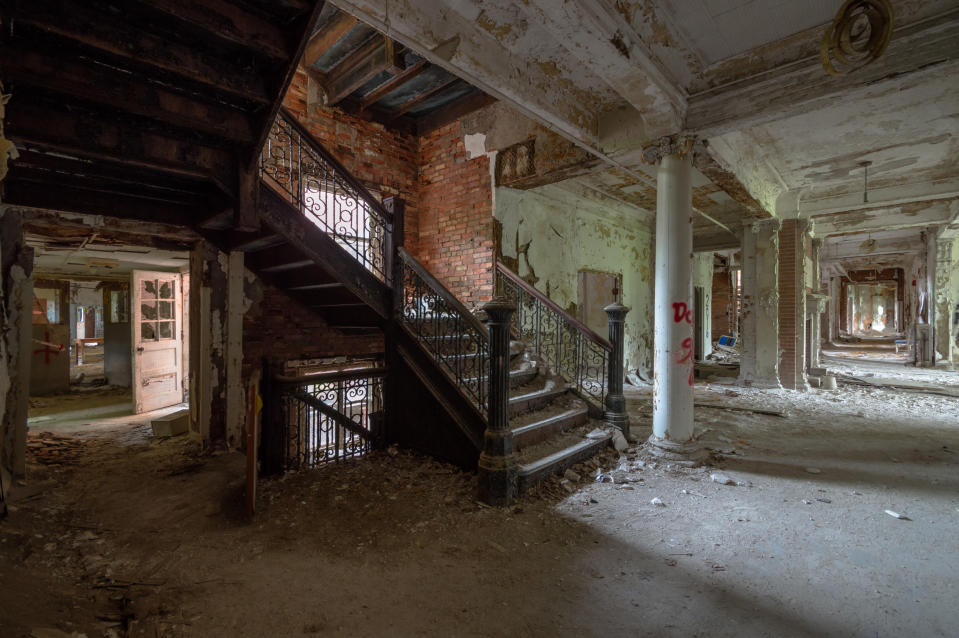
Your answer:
(603, 302), (630, 438)
(384, 196), (405, 449)
(383, 196), (405, 286)
(234, 162), (260, 232)
(478, 297), (517, 506)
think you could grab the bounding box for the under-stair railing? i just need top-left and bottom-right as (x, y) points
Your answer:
(259, 107), (394, 282)
(397, 247), (491, 419)
(266, 367), (386, 471)
(496, 262), (611, 414)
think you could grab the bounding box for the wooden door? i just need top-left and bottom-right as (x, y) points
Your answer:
(132, 271), (182, 413)
(577, 270), (621, 337)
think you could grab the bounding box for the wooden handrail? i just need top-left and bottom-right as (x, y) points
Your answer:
(398, 247), (489, 338)
(274, 366), (388, 386)
(275, 106), (393, 225)
(496, 261), (612, 350)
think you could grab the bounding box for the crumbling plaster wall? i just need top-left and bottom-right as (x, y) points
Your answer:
(495, 185), (654, 377)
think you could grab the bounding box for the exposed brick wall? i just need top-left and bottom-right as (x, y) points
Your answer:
(417, 123), (494, 307)
(282, 69), (421, 255)
(242, 273), (383, 379)
(712, 269), (732, 336)
(281, 67), (494, 307)
(778, 220), (802, 389)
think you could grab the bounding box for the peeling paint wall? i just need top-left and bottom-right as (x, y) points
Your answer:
(494, 184), (654, 377)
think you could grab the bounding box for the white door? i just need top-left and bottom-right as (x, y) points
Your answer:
(132, 270), (183, 414)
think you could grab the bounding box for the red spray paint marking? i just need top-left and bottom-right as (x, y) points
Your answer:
(33, 330), (65, 365)
(672, 302), (693, 325)
(677, 337), (694, 386)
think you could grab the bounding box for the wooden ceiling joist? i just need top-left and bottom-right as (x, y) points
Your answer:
(11, 0), (270, 104)
(358, 59), (428, 112)
(2, 49), (255, 145)
(324, 35), (395, 106)
(389, 77), (458, 120)
(142, 0), (291, 60)
(304, 11), (360, 67)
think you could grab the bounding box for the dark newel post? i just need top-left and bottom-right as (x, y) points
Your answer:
(603, 303), (630, 437)
(478, 296), (518, 506)
(383, 196), (405, 449)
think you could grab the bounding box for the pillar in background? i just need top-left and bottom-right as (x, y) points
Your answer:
(738, 219), (781, 388)
(778, 219), (809, 389)
(809, 237), (824, 369)
(935, 237), (954, 365)
(692, 252), (713, 360)
(478, 297), (517, 506)
(644, 136), (703, 463)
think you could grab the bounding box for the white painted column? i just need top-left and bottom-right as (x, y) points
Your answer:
(934, 237), (954, 364)
(692, 252), (713, 360)
(738, 219), (781, 388)
(646, 139), (702, 463)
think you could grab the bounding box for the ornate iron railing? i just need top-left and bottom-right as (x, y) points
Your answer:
(259, 108), (393, 281)
(273, 367), (385, 471)
(397, 248), (490, 418)
(496, 262), (611, 413)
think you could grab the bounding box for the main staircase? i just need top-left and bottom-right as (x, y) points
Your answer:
(233, 109), (628, 501)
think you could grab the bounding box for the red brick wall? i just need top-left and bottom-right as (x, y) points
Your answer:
(281, 67), (494, 307)
(778, 220), (801, 389)
(282, 69), (421, 254)
(712, 269), (732, 336)
(242, 274), (383, 378)
(417, 123), (494, 307)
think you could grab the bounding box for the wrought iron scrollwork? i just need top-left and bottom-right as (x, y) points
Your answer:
(277, 369), (384, 471)
(398, 251), (490, 418)
(259, 110), (392, 281)
(497, 265), (610, 413)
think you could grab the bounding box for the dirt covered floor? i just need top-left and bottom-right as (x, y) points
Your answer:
(2, 361), (958, 637)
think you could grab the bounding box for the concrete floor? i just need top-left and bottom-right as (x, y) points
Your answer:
(2, 356), (957, 637)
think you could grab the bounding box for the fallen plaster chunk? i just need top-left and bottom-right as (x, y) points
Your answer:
(884, 510), (911, 520)
(805, 467), (822, 474)
(650, 497), (665, 507)
(564, 469), (581, 482)
(560, 479), (576, 494)
(611, 430), (628, 452)
(586, 428), (608, 440)
(710, 472), (736, 485)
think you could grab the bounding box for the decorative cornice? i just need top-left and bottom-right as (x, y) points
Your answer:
(750, 218), (782, 234)
(641, 134), (696, 165)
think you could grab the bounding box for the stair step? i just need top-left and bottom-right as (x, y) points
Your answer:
(512, 406), (589, 449)
(517, 433), (612, 492)
(509, 367), (537, 388)
(508, 385), (570, 417)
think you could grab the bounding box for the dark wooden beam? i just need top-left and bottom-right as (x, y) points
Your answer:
(1, 47), (255, 145)
(358, 59), (428, 112)
(9, 0), (270, 105)
(141, 0), (290, 60)
(324, 36), (394, 106)
(417, 91), (497, 135)
(304, 12), (360, 67)
(6, 102), (236, 194)
(9, 165), (205, 207)
(247, 0), (324, 169)
(3, 180), (199, 227)
(389, 77), (458, 120)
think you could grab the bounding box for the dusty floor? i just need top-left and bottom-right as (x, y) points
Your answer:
(2, 360), (958, 638)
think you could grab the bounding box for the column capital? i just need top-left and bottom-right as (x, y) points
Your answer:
(750, 217), (782, 234)
(642, 134), (696, 165)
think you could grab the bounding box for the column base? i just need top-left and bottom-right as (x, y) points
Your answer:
(603, 411), (630, 439)
(477, 452), (518, 506)
(643, 435), (708, 467)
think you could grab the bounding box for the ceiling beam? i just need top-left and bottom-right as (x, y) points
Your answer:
(5, 102), (237, 194)
(358, 59), (428, 112)
(142, 0), (291, 60)
(304, 11), (360, 67)
(389, 77), (457, 120)
(687, 12), (959, 138)
(9, 0), (270, 105)
(1, 48), (255, 145)
(324, 35), (395, 106)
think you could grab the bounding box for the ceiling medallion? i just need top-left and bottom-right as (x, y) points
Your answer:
(820, 0), (894, 77)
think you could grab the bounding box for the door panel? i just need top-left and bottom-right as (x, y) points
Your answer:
(132, 270), (182, 413)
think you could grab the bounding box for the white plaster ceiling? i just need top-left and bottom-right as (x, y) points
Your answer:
(656, 0), (838, 66)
